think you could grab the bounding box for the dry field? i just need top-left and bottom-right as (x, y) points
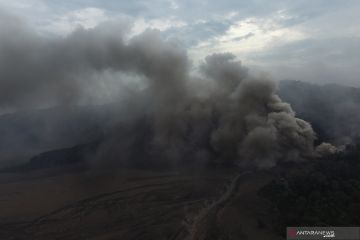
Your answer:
(0, 166), (279, 240)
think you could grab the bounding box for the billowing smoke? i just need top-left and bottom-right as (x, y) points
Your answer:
(0, 12), (328, 168)
(279, 80), (360, 146)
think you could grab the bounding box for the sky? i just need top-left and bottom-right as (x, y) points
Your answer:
(0, 0), (360, 86)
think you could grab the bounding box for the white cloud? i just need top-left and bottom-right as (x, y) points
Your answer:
(0, 0), (47, 11)
(132, 17), (186, 35)
(169, 0), (179, 10)
(41, 7), (109, 36)
(189, 12), (307, 63)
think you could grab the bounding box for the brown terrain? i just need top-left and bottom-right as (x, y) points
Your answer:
(0, 166), (281, 240)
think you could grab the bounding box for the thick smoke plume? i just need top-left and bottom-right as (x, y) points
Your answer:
(0, 12), (328, 168)
(279, 80), (360, 146)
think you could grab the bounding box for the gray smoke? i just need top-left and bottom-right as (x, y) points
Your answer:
(199, 54), (317, 167)
(279, 80), (360, 146)
(0, 12), (328, 168)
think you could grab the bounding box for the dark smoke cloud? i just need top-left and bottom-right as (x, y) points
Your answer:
(279, 80), (360, 146)
(0, 12), (330, 168)
(0, 12), (133, 110)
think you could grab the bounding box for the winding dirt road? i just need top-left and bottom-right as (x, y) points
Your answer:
(186, 171), (252, 240)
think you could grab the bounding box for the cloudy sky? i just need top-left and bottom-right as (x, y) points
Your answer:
(1, 0), (360, 86)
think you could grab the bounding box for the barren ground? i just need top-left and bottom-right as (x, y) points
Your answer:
(0, 166), (280, 240)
